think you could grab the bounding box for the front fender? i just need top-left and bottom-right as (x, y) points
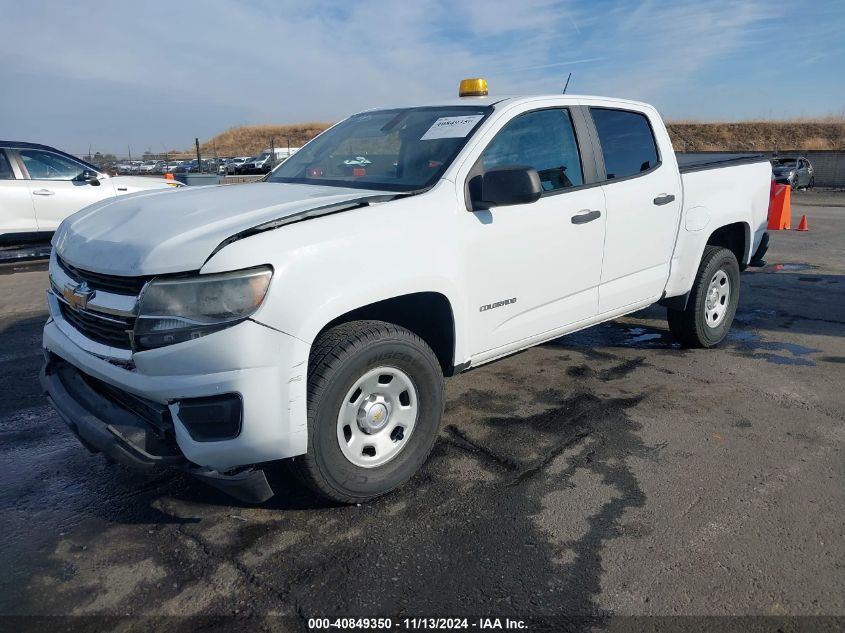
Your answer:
(202, 186), (470, 366)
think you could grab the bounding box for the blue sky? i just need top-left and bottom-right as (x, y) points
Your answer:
(1, 0), (843, 155)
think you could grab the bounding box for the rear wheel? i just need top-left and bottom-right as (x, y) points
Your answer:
(667, 246), (740, 348)
(292, 320), (444, 503)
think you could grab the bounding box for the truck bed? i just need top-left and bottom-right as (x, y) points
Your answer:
(676, 152), (769, 174)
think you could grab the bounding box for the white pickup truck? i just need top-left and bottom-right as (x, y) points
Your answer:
(41, 82), (771, 504)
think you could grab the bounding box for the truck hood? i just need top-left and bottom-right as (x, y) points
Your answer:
(53, 182), (391, 276)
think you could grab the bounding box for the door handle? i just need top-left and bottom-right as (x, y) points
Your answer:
(32, 189), (55, 196)
(653, 193), (675, 206)
(571, 209), (601, 225)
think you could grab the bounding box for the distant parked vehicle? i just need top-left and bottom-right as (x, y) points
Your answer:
(0, 141), (183, 240)
(226, 156), (252, 174)
(771, 156), (814, 190)
(173, 159), (217, 174)
(243, 148), (300, 174)
(139, 160), (164, 175)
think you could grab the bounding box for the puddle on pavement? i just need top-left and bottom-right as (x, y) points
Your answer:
(554, 323), (677, 350)
(762, 263), (818, 273)
(726, 328), (821, 366)
(554, 311), (821, 368)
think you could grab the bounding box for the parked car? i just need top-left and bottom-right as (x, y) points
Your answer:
(771, 156), (814, 190)
(138, 160), (164, 175)
(40, 83), (771, 505)
(226, 156), (252, 174)
(243, 148), (300, 174)
(0, 141), (183, 239)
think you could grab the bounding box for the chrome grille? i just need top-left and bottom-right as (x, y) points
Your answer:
(59, 302), (135, 349)
(57, 255), (149, 296)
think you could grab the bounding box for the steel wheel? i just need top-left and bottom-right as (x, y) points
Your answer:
(704, 269), (731, 328)
(336, 366), (418, 468)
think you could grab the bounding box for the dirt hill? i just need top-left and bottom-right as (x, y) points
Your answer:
(184, 119), (845, 158)
(667, 119), (845, 152)
(194, 123), (332, 157)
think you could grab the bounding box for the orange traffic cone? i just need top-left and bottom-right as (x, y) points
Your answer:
(796, 214), (809, 231)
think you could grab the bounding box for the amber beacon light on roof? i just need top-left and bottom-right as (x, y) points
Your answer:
(459, 78), (488, 97)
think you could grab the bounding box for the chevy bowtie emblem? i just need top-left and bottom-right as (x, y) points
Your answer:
(62, 281), (96, 311)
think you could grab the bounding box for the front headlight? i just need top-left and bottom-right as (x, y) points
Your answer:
(134, 266), (272, 350)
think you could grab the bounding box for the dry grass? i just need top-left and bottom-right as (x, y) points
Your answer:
(666, 117), (845, 151)
(174, 119), (845, 158)
(201, 123), (331, 157)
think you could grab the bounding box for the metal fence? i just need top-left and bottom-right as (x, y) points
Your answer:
(678, 150), (845, 188)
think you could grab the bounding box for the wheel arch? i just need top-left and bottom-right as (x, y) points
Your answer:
(706, 221), (751, 268)
(315, 291), (459, 376)
(661, 220), (751, 311)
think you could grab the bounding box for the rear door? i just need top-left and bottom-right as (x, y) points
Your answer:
(0, 149), (38, 235)
(18, 148), (113, 232)
(586, 106), (683, 314)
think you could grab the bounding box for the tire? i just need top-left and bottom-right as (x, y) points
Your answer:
(808, 176), (815, 190)
(667, 246), (740, 348)
(291, 320), (444, 503)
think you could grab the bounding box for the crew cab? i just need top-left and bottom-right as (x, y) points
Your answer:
(40, 81), (771, 504)
(0, 142), (182, 241)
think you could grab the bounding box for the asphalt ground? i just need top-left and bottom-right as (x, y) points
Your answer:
(0, 191), (842, 630)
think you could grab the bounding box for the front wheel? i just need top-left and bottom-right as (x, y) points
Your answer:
(667, 246), (740, 348)
(292, 320), (444, 503)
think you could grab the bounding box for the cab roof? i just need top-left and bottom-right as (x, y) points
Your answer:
(359, 94), (654, 112)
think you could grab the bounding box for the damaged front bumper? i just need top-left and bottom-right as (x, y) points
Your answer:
(40, 354), (274, 504)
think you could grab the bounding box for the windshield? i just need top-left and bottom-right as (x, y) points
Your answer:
(268, 105), (493, 191)
(772, 158), (797, 167)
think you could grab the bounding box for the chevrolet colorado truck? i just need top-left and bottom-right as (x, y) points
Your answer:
(41, 81), (771, 504)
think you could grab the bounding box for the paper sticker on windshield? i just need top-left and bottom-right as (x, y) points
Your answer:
(421, 115), (484, 140)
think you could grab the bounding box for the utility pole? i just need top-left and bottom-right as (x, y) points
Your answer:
(195, 138), (202, 173)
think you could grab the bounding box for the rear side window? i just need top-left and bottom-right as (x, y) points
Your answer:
(481, 108), (583, 191)
(0, 150), (14, 180)
(590, 108), (659, 180)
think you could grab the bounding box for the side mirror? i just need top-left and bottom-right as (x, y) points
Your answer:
(76, 169), (101, 186)
(474, 166), (542, 209)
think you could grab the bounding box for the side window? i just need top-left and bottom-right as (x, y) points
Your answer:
(590, 108), (659, 180)
(19, 149), (85, 181)
(481, 108), (583, 191)
(0, 150), (14, 180)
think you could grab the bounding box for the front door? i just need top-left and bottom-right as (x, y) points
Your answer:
(18, 148), (112, 232)
(463, 107), (607, 357)
(0, 149), (37, 235)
